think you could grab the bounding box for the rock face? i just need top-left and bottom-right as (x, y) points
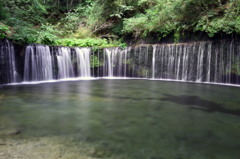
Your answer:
(0, 22), (14, 38)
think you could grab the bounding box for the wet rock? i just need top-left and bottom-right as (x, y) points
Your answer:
(0, 129), (20, 136)
(0, 143), (6, 146)
(0, 116), (20, 136)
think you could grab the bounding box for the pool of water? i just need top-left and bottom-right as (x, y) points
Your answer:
(1, 79), (240, 159)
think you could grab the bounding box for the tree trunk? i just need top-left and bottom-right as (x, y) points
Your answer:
(67, 0), (69, 11)
(70, 0), (74, 11)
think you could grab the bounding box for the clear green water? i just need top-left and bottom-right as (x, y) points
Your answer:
(1, 79), (240, 159)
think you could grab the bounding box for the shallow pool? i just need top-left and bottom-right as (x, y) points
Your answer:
(1, 79), (240, 159)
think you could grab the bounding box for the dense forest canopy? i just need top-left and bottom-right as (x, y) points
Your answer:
(0, 0), (240, 46)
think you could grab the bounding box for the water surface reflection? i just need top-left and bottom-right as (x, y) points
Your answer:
(1, 79), (240, 159)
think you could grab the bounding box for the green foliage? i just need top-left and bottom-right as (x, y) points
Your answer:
(174, 28), (181, 43)
(110, 5), (134, 19)
(194, 1), (240, 37)
(123, 14), (148, 38)
(30, 0), (47, 14)
(118, 42), (127, 49)
(0, 1), (8, 20)
(112, 22), (123, 35)
(56, 38), (110, 47)
(37, 24), (61, 45)
(2, 0), (240, 45)
(56, 38), (127, 48)
(122, 0), (240, 39)
(90, 54), (103, 68)
(123, 0), (176, 39)
(3, 0), (47, 25)
(11, 25), (37, 44)
(1, 0), (46, 44)
(0, 25), (11, 39)
(59, 3), (92, 37)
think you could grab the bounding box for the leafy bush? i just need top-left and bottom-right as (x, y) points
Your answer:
(72, 27), (92, 39)
(122, 0), (240, 39)
(11, 23), (38, 44)
(0, 25), (11, 39)
(56, 38), (127, 48)
(56, 38), (109, 47)
(2, 0), (240, 45)
(194, 1), (240, 37)
(37, 24), (61, 45)
(118, 42), (127, 49)
(90, 54), (104, 68)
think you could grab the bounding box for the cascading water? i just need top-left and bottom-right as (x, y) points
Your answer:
(2, 40), (240, 85)
(196, 42), (205, 82)
(152, 45), (156, 78)
(97, 48), (100, 77)
(176, 45), (182, 80)
(0, 40), (19, 84)
(206, 43), (212, 82)
(24, 45), (53, 81)
(102, 47), (133, 77)
(152, 41), (240, 84)
(6, 40), (19, 83)
(124, 47), (129, 77)
(75, 48), (91, 77)
(106, 49), (113, 77)
(57, 47), (74, 79)
(22, 45), (92, 82)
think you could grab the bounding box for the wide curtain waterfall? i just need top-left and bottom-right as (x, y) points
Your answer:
(151, 41), (239, 84)
(1, 40), (240, 85)
(97, 41), (240, 84)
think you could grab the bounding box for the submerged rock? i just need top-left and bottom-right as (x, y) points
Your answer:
(0, 116), (20, 136)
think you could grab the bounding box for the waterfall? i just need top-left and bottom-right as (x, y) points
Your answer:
(92, 48), (94, 77)
(24, 45), (53, 81)
(182, 45), (188, 80)
(75, 48), (91, 77)
(214, 46), (219, 82)
(106, 49), (113, 77)
(103, 49), (106, 77)
(219, 42), (224, 83)
(228, 41), (234, 83)
(161, 46), (165, 79)
(117, 50), (123, 77)
(97, 48), (100, 77)
(124, 48), (128, 77)
(0, 40), (19, 84)
(2, 40), (240, 85)
(6, 40), (19, 83)
(23, 45), (91, 82)
(196, 42), (205, 82)
(104, 48), (127, 77)
(132, 47), (137, 77)
(57, 47), (74, 79)
(206, 43), (212, 82)
(152, 45), (156, 78)
(188, 44), (196, 81)
(144, 45), (149, 78)
(176, 45), (182, 80)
